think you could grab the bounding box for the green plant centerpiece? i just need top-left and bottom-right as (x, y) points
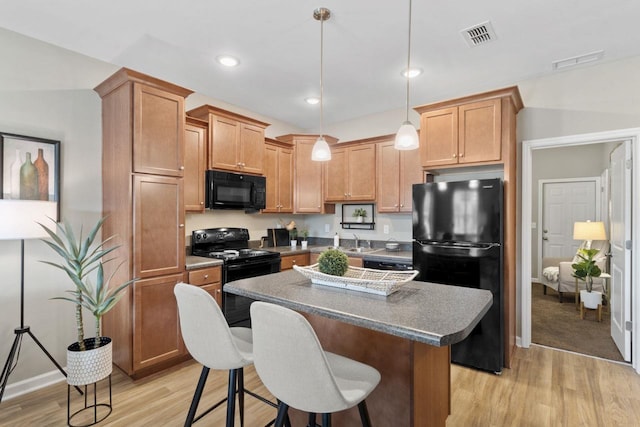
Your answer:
(571, 248), (602, 292)
(39, 217), (134, 351)
(352, 208), (367, 219)
(318, 248), (349, 276)
(299, 227), (309, 241)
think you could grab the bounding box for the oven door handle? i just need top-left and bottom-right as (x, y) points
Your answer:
(225, 260), (279, 272)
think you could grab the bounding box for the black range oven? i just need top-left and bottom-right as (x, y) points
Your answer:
(191, 227), (280, 327)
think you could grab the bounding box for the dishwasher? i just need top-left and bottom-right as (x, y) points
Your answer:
(363, 258), (413, 271)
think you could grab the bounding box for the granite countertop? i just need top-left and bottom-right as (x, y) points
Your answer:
(185, 255), (224, 270)
(225, 269), (492, 347)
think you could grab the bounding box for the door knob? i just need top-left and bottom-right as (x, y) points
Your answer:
(542, 237), (548, 240)
(543, 229), (548, 233)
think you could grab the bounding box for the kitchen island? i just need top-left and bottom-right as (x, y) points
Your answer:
(225, 269), (492, 426)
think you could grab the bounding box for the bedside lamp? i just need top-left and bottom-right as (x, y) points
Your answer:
(573, 220), (607, 250)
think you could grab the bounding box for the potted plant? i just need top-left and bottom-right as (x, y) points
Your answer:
(289, 228), (298, 248)
(39, 217), (134, 386)
(572, 248), (603, 309)
(353, 208), (367, 223)
(299, 227), (309, 249)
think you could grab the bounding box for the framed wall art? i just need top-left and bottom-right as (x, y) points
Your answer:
(0, 132), (61, 222)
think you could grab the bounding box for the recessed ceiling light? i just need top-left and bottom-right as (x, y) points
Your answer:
(401, 68), (423, 78)
(216, 55), (240, 67)
(305, 97), (320, 105)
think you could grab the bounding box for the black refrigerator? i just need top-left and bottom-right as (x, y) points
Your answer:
(412, 178), (504, 373)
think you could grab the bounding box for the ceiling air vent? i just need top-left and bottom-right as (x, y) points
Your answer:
(461, 21), (497, 47)
(552, 50), (604, 71)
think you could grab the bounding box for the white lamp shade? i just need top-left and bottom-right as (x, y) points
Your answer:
(311, 136), (332, 161)
(394, 121), (419, 150)
(0, 200), (56, 240)
(573, 221), (607, 241)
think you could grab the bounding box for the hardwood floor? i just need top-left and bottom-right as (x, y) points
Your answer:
(1, 345), (639, 426)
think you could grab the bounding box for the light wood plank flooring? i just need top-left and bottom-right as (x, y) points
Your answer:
(1, 345), (639, 426)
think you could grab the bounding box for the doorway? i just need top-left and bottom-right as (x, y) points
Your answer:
(521, 128), (639, 374)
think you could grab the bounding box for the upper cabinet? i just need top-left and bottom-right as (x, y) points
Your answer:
(276, 134), (337, 214)
(263, 137), (294, 213)
(187, 105), (270, 175)
(324, 142), (376, 202)
(415, 87), (522, 169)
(184, 116), (207, 212)
(376, 136), (423, 213)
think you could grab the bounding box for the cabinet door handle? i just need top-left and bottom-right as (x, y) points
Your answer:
(400, 204), (404, 207)
(452, 154), (457, 158)
(459, 153), (464, 157)
(200, 202), (204, 205)
(204, 274), (209, 279)
(542, 237), (548, 240)
(292, 260), (297, 264)
(394, 204), (398, 207)
(179, 224), (184, 228)
(179, 166), (185, 170)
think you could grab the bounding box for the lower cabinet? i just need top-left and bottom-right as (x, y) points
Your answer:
(281, 253), (310, 270)
(133, 273), (185, 372)
(187, 265), (223, 306)
(309, 252), (362, 268)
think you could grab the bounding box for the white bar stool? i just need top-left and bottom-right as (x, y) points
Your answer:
(250, 301), (381, 427)
(174, 283), (278, 427)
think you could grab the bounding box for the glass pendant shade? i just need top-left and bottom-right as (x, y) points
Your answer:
(394, 121), (419, 150)
(311, 136), (331, 161)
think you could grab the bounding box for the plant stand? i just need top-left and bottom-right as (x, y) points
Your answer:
(67, 375), (112, 427)
(66, 337), (114, 426)
(580, 302), (603, 322)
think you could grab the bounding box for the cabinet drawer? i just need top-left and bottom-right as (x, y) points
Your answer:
(281, 253), (310, 270)
(188, 266), (222, 285)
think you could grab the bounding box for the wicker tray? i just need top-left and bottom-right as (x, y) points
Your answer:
(293, 263), (419, 296)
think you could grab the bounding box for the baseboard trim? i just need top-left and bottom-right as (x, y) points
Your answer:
(2, 369), (66, 401)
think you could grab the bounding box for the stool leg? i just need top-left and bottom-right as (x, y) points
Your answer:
(237, 368), (245, 427)
(358, 401), (373, 427)
(227, 369), (238, 427)
(321, 413), (331, 427)
(307, 412), (317, 427)
(185, 366), (210, 426)
(274, 401), (289, 427)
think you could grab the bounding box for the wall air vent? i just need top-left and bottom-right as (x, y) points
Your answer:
(461, 21), (497, 47)
(552, 50), (604, 71)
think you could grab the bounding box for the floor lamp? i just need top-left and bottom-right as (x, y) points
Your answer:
(0, 200), (80, 402)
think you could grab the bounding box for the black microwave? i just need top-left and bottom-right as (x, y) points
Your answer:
(205, 170), (266, 211)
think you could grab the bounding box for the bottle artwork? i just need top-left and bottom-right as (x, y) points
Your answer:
(33, 148), (49, 200)
(20, 152), (39, 200)
(9, 148), (22, 199)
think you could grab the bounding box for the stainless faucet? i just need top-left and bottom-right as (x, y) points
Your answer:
(353, 233), (359, 249)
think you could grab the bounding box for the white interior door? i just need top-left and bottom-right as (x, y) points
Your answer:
(609, 142), (632, 361)
(540, 180), (599, 272)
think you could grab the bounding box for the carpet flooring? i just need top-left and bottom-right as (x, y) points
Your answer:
(531, 282), (624, 362)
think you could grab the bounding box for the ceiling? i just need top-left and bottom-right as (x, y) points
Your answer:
(2, 1), (640, 130)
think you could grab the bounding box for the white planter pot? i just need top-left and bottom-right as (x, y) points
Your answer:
(67, 337), (112, 386)
(290, 240), (297, 249)
(301, 240), (308, 249)
(356, 216), (364, 223)
(580, 290), (602, 310)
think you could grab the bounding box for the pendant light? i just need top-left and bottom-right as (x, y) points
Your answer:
(394, 0), (419, 150)
(311, 7), (332, 161)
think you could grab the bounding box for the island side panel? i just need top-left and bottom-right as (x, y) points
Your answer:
(413, 341), (451, 426)
(294, 312), (451, 426)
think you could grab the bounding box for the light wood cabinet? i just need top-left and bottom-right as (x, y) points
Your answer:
(377, 137), (423, 213)
(414, 86), (523, 368)
(263, 138), (294, 213)
(276, 134), (337, 214)
(324, 143), (376, 202)
(187, 105), (269, 175)
(309, 252), (362, 267)
(417, 99), (501, 168)
(281, 252), (310, 270)
(95, 68), (192, 377)
(184, 117), (207, 212)
(188, 266), (222, 307)
(132, 84), (186, 177)
(133, 175), (185, 279)
(133, 273), (185, 371)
